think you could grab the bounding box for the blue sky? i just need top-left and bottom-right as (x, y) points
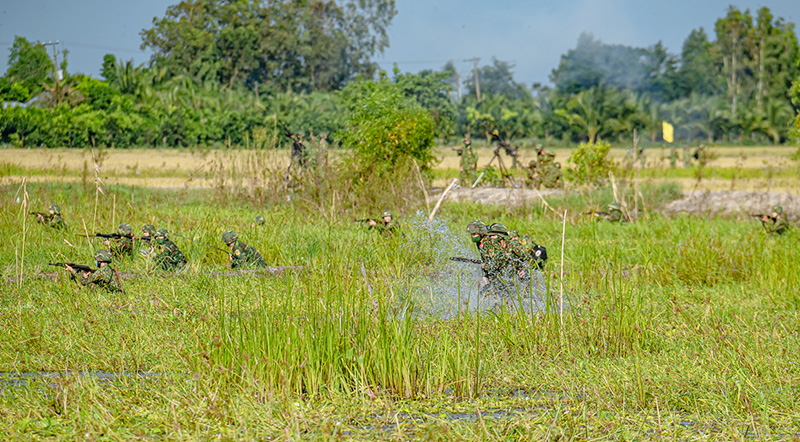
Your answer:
(0, 0), (797, 87)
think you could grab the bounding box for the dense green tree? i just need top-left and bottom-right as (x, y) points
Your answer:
(5, 36), (53, 96)
(462, 58), (529, 101)
(676, 28), (719, 97)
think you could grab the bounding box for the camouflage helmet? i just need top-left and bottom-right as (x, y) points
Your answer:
(488, 223), (509, 237)
(117, 223), (132, 236)
(466, 220), (487, 235)
(528, 160), (537, 168)
(142, 224), (156, 235)
(254, 215), (265, 225)
(381, 209), (393, 219)
(772, 205), (783, 214)
(94, 249), (113, 263)
(155, 228), (169, 240)
(608, 201), (621, 211)
(554, 162), (561, 169)
(222, 230), (238, 244)
(49, 203), (61, 214)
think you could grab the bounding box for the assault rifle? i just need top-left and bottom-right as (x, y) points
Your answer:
(582, 211), (608, 217)
(450, 257), (483, 265)
(48, 262), (94, 273)
(75, 232), (151, 241)
(354, 218), (377, 224)
(29, 211), (48, 218)
(750, 213), (771, 219)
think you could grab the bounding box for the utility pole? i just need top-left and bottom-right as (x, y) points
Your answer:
(464, 57), (480, 102)
(41, 41), (61, 105)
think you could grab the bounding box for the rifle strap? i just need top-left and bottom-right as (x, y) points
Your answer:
(113, 262), (125, 295)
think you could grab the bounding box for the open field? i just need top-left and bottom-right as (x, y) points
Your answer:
(1, 147), (799, 440)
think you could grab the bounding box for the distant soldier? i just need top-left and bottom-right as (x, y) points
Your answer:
(291, 133), (307, 168)
(458, 139), (478, 186)
(525, 160), (541, 189)
(541, 162), (563, 188)
(603, 201), (625, 223)
(64, 249), (123, 293)
(106, 223), (134, 259)
(760, 205), (789, 235)
(368, 209), (400, 236)
(254, 215), (266, 226)
(34, 203), (67, 230)
(222, 230), (268, 269)
(669, 147), (679, 169)
(151, 228), (187, 271)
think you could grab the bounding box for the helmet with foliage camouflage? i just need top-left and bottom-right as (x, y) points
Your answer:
(155, 228), (169, 240)
(117, 223), (132, 236)
(772, 205), (783, 214)
(142, 224), (156, 235)
(608, 201), (621, 211)
(554, 162), (561, 169)
(254, 215), (265, 225)
(49, 203), (61, 214)
(222, 230), (238, 245)
(381, 209), (393, 219)
(488, 223), (509, 237)
(528, 160), (537, 168)
(94, 249), (113, 263)
(466, 220), (487, 235)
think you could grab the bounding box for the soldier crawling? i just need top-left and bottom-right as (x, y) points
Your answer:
(150, 228), (187, 271)
(222, 230), (268, 268)
(33, 203), (67, 230)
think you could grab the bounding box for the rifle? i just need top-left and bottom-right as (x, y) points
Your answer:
(75, 232), (150, 241)
(582, 211), (608, 217)
(173, 233), (231, 256)
(478, 119), (518, 163)
(29, 211), (47, 218)
(750, 213), (770, 219)
(354, 218), (377, 224)
(48, 262), (94, 273)
(277, 118), (294, 139)
(450, 257), (483, 265)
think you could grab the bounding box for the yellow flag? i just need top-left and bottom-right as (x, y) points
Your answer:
(662, 121), (674, 143)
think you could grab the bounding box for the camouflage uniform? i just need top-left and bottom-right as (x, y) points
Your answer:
(254, 215), (266, 226)
(152, 229), (187, 271)
(74, 250), (123, 293)
(370, 210), (401, 236)
(37, 204), (67, 229)
(669, 148), (679, 169)
(525, 161), (541, 189)
(762, 206), (789, 235)
(110, 223), (134, 259)
(458, 140), (478, 186)
(223, 230), (268, 268)
(541, 162), (563, 188)
(605, 202), (624, 223)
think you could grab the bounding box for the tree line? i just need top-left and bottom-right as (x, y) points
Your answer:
(0, 3), (798, 149)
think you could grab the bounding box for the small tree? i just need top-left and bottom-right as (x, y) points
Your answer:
(340, 74), (435, 175)
(566, 140), (617, 186)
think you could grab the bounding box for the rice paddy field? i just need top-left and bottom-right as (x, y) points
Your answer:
(1, 145), (799, 440)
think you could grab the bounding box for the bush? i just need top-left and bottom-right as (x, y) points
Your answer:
(565, 140), (617, 186)
(340, 74), (436, 175)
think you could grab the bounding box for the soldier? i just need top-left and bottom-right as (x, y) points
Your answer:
(106, 223), (134, 259)
(291, 132), (307, 167)
(509, 230), (547, 272)
(64, 249), (123, 293)
(669, 147), (679, 169)
(254, 215), (266, 226)
(604, 201), (625, 222)
(541, 162), (563, 188)
(34, 203), (67, 229)
(368, 209), (400, 236)
(222, 230), (268, 268)
(458, 139), (478, 186)
(760, 205), (789, 235)
(525, 161), (541, 189)
(151, 228), (187, 271)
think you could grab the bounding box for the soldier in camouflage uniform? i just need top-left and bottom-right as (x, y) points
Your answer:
(151, 228), (187, 271)
(35, 203), (67, 230)
(65, 249), (123, 293)
(458, 139), (478, 186)
(254, 215), (266, 226)
(669, 147), (679, 168)
(368, 210), (401, 236)
(604, 201), (625, 222)
(761, 205), (790, 235)
(105, 223), (134, 259)
(525, 161), (541, 189)
(222, 230), (268, 268)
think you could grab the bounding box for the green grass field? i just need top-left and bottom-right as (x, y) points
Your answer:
(1, 149), (799, 440)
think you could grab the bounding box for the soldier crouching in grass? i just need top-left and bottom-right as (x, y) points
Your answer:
(64, 249), (123, 293)
(151, 228), (187, 271)
(222, 230), (268, 269)
(760, 205), (790, 235)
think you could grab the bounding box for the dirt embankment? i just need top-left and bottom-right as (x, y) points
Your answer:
(663, 190), (800, 219)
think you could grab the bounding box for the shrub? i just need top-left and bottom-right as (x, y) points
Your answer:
(565, 140), (617, 186)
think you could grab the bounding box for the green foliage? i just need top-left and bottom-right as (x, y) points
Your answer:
(565, 140), (617, 186)
(393, 67), (455, 138)
(340, 75), (435, 174)
(5, 36), (52, 94)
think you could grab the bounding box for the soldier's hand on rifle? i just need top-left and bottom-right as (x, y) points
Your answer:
(36, 213), (44, 222)
(104, 239), (111, 247)
(367, 219), (377, 227)
(761, 214), (770, 222)
(64, 264), (75, 273)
